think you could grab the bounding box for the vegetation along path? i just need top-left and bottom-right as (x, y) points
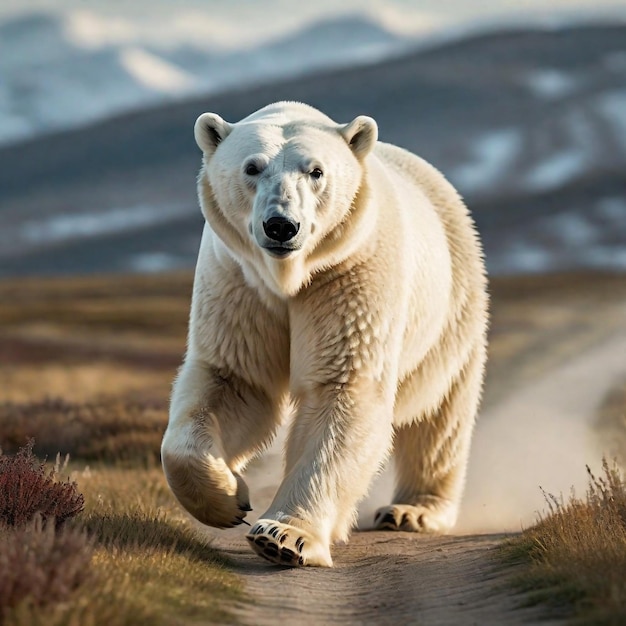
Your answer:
(203, 303), (626, 625)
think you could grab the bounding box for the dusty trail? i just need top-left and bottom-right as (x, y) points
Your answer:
(216, 532), (555, 626)
(203, 315), (626, 625)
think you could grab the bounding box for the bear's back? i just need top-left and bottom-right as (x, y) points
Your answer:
(374, 142), (482, 262)
(374, 139), (487, 317)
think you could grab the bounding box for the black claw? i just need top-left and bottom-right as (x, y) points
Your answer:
(278, 534), (287, 544)
(401, 513), (409, 526)
(374, 511), (382, 522)
(298, 556), (304, 566)
(251, 525), (263, 535)
(380, 512), (397, 527)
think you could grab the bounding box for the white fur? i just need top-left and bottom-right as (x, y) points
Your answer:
(162, 101), (489, 566)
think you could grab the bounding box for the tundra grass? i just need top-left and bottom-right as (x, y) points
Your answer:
(501, 459), (626, 625)
(1, 461), (243, 626)
(0, 273), (244, 625)
(1, 270), (625, 624)
(596, 378), (626, 467)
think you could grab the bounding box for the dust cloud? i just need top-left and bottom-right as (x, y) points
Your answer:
(460, 333), (626, 533)
(361, 332), (626, 534)
(241, 334), (626, 536)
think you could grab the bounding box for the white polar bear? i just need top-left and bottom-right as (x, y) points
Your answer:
(161, 101), (488, 567)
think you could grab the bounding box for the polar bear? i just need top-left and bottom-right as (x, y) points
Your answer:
(161, 101), (488, 567)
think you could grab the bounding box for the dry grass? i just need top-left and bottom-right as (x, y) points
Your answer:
(0, 443), (92, 625)
(0, 398), (167, 466)
(1, 270), (625, 624)
(0, 457), (243, 626)
(596, 378), (626, 467)
(0, 520), (94, 625)
(61, 466), (242, 626)
(0, 273), (243, 625)
(485, 272), (626, 407)
(502, 459), (626, 625)
(0, 363), (172, 404)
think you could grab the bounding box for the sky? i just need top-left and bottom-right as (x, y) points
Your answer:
(1, 1), (625, 51)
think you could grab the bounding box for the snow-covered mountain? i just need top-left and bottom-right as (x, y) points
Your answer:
(0, 11), (625, 277)
(0, 11), (406, 146)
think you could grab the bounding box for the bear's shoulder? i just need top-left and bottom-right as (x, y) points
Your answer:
(374, 142), (462, 208)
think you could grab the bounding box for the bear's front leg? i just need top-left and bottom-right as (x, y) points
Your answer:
(162, 358), (281, 528)
(246, 382), (394, 567)
(246, 277), (399, 567)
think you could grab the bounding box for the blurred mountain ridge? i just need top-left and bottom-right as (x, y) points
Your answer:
(0, 19), (625, 277)
(0, 11), (405, 146)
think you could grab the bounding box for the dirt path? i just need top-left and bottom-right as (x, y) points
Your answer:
(217, 532), (559, 626)
(204, 319), (626, 625)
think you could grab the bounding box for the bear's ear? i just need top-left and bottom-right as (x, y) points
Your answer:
(340, 115), (378, 159)
(194, 112), (233, 156)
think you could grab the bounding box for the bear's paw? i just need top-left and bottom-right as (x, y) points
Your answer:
(162, 451), (252, 529)
(373, 501), (455, 534)
(246, 519), (333, 567)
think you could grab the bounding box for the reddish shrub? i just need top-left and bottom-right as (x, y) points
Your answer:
(0, 441), (84, 528)
(0, 398), (167, 465)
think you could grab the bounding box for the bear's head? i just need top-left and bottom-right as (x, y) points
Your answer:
(194, 102), (378, 296)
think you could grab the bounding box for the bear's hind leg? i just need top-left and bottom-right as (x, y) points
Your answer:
(374, 346), (485, 533)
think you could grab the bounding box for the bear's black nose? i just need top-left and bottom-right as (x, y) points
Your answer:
(263, 216), (300, 243)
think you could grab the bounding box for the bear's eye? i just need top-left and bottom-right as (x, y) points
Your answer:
(310, 168), (323, 180)
(245, 163), (261, 176)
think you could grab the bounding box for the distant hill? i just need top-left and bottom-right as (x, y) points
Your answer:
(0, 11), (403, 147)
(0, 23), (625, 277)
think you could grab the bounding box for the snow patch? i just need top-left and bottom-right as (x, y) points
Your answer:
(597, 196), (626, 222)
(119, 47), (194, 93)
(604, 50), (626, 72)
(525, 149), (587, 192)
(64, 11), (136, 50)
(523, 68), (579, 99)
(542, 212), (597, 246)
(452, 129), (522, 193)
(128, 252), (185, 273)
(19, 204), (183, 244)
(587, 246), (626, 271)
(494, 242), (554, 274)
(595, 89), (626, 151)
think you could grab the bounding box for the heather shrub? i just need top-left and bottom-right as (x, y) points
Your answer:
(0, 441), (84, 528)
(0, 519), (93, 624)
(0, 398), (167, 465)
